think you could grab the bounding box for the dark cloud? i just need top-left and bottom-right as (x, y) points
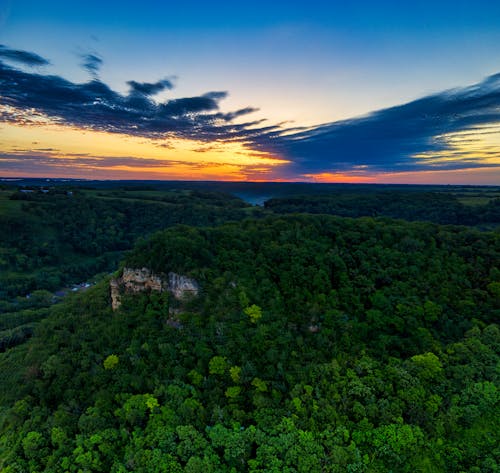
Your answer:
(219, 107), (260, 121)
(269, 73), (500, 174)
(0, 56), (270, 144)
(127, 79), (174, 96)
(0, 44), (50, 66)
(159, 93), (226, 116)
(80, 53), (103, 78)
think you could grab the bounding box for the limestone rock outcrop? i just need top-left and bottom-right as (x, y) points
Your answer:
(110, 279), (122, 311)
(110, 267), (199, 310)
(168, 272), (199, 299)
(121, 267), (164, 293)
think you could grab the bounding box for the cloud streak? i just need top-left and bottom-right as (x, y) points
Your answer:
(0, 150), (201, 170)
(0, 149), (281, 181)
(80, 53), (103, 78)
(0, 44), (50, 66)
(127, 79), (174, 96)
(271, 73), (500, 174)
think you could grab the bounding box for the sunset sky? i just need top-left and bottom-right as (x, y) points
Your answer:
(1, 0), (500, 183)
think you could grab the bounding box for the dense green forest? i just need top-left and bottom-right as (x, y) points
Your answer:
(0, 185), (256, 357)
(264, 191), (500, 226)
(0, 186), (254, 298)
(0, 214), (498, 472)
(2, 182), (499, 302)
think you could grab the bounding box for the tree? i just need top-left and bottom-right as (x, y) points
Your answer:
(244, 304), (262, 324)
(103, 354), (119, 370)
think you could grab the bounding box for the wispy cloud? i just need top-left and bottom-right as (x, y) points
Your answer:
(80, 52), (103, 78)
(0, 150), (195, 169)
(0, 44), (50, 66)
(127, 79), (175, 96)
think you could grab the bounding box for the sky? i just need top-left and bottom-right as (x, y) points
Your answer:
(1, 0), (500, 183)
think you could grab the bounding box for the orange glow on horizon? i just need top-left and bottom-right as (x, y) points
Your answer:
(372, 166), (500, 185)
(1, 114), (500, 184)
(302, 172), (375, 183)
(0, 121), (290, 180)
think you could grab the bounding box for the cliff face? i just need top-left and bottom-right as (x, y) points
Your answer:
(168, 272), (199, 299)
(110, 279), (122, 311)
(110, 267), (199, 310)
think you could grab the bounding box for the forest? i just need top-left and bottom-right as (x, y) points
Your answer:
(2, 182), (499, 300)
(264, 191), (500, 227)
(0, 182), (499, 472)
(0, 186), (254, 298)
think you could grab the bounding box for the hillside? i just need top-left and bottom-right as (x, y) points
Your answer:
(0, 186), (254, 298)
(0, 214), (498, 472)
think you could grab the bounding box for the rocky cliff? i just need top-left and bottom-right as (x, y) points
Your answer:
(110, 267), (199, 310)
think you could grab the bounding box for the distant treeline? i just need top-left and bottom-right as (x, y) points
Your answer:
(265, 192), (500, 226)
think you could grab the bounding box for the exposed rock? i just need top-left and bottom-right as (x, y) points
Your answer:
(168, 272), (199, 299)
(110, 279), (121, 311)
(165, 318), (183, 329)
(110, 267), (199, 311)
(121, 267), (164, 293)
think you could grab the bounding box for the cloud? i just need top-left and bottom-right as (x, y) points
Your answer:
(127, 79), (174, 96)
(0, 44), (50, 66)
(0, 150), (189, 169)
(80, 53), (103, 78)
(0, 150), (280, 180)
(159, 93), (227, 116)
(0, 53), (270, 145)
(269, 72), (500, 174)
(1, 44), (500, 177)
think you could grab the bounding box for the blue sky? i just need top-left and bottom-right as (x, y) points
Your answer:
(1, 0), (500, 182)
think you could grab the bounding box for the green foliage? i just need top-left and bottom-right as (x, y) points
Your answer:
(189, 369), (204, 386)
(103, 354), (119, 370)
(251, 378), (267, 393)
(225, 386), (242, 399)
(0, 187), (252, 299)
(487, 281), (500, 299)
(410, 352), (443, 380)
(209, 356), (228, 376)
(264, 190), (500, 226)
(22, 431), (46, 460)
(243, 304), (262, 324)
(1, 213), (499, 472)
(229, 366), (242, 384)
